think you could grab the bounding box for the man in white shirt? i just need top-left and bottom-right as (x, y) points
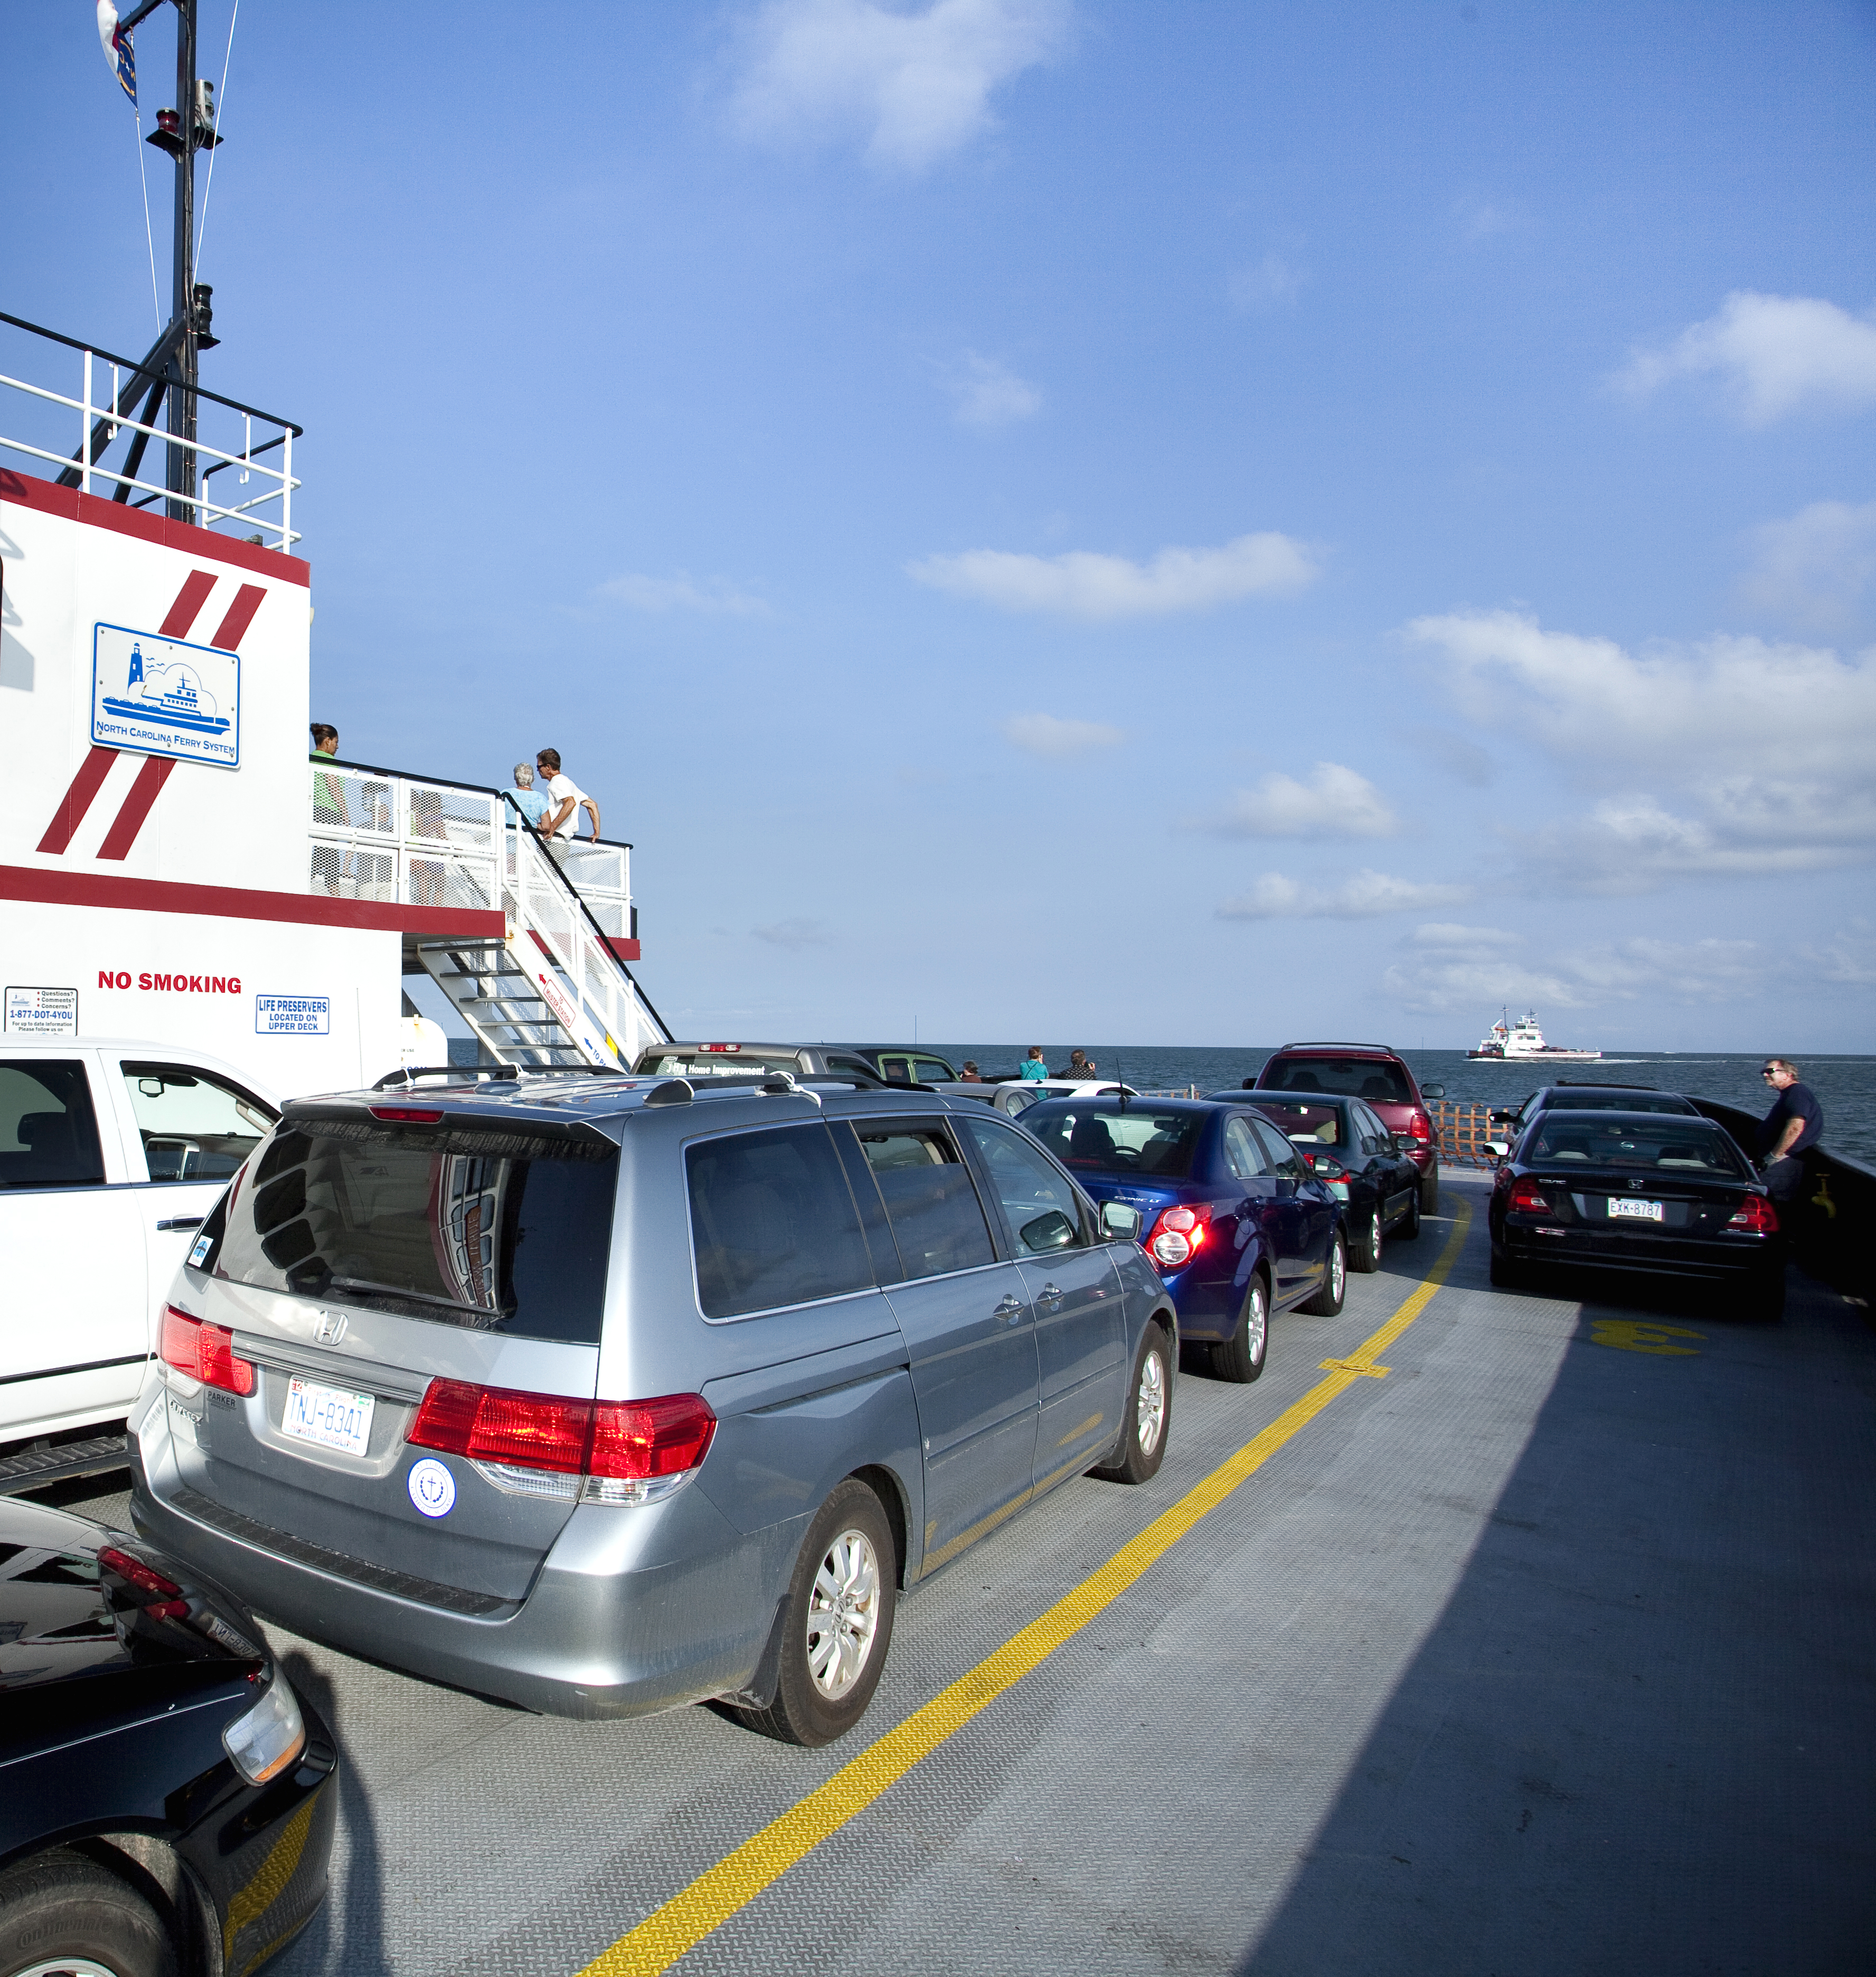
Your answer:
(536, 748), (601, 863)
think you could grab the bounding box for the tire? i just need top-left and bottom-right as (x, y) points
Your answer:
(736, 1480), (897, 1747)
(1397, 1185), (1422, 1242)
(0, 1848), (180, 1977)
(1420, 1169), (1440, 1218)
(1489, 1244), (1523, 1289)
(1349, 1205), (1383, 1274)
(1299, 1232), (1348, 1315)
(1211, 1275), (1270, 1384)
(1094, 1323), (1172, 1484)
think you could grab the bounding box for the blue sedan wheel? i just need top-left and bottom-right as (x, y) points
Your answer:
(1300, 1231), (1348, 1315)
(1212, 1275), (1270, 1384)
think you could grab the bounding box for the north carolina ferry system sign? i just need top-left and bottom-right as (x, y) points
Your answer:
(91, 620), (240, 768)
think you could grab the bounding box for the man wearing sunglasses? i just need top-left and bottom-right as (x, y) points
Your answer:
(1757, 1058), (1822, 1203)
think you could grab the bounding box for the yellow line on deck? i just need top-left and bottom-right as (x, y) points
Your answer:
(577, 1198), (1475, 1975)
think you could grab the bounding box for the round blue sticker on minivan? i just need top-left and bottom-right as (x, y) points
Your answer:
(408, 1458), (455, 1518)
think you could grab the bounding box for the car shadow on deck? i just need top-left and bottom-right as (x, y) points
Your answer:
(1237, 1261), (1876, 1977)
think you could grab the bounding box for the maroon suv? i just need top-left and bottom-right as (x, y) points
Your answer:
(1251, 1042), (1443, 1212)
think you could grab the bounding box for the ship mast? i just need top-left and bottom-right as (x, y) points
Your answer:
(114, 0), (220, 523)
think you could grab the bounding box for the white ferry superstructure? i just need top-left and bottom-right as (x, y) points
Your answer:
(0, 313), (668, 1098)
(1466, 1009), (1602, 1062)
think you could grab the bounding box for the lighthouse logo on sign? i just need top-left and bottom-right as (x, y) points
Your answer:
(92, 622), (241, 768)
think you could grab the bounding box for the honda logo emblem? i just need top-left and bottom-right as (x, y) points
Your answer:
(313, 1312), (349, 1345)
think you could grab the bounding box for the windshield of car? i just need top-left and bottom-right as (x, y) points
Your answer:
(639, 1049), (803, 1078)
(1524, 1119), (1750, 1177)
(1261, 1057), (1412, 1105)
(1245, 1098), (1349, 1148)
(1025, 1107), (1204, 1179)
(1523, 1090), (1696, 1119)
(210, 1117), (619, 1340)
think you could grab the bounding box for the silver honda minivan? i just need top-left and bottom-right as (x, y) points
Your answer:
(130, 1074), (1176, 1745)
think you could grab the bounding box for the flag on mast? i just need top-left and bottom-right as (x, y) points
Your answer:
(96, 2), (137, 105)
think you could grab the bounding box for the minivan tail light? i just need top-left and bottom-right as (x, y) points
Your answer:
(409, 1381), (718, 1484)
(161, 1306), (255, 1396)
(369, 1105), (444, 1124)
(1407, 1110), (1432, 1142)
(1728, 1194), (1779, 1234)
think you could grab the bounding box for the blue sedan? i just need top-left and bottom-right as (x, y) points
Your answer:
(1021, 1097), (1347, 1382)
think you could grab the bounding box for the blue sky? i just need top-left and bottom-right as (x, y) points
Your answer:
(9, 1), (1875, 1049)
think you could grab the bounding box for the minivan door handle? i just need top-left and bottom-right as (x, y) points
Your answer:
(1038, 1283), (1064, 1304)
(993, 1294), (1025, 1323)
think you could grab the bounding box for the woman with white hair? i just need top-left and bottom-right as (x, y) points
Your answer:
(508, 761), (550, 833)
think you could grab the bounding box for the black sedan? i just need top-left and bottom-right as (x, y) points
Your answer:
(1489, 1081), (1702, 1138)
(1213, 1091), (1423, 1272)
(0, 1495), (336, 1974)
(1486, 1109), (1785, 1319)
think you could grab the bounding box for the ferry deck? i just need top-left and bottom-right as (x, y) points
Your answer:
(57, 1169), (1876, 1975)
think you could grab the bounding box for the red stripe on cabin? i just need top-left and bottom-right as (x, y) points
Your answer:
(210, 583), (267, 650)
(0, 863), (505, 936)
(158, 569), (219, 639)
(35, 746), (123, 855)
(96, 756), (177, 860)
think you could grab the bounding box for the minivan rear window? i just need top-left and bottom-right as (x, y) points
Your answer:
(211, 1118), (618, 1341)
(687, 1125), (874, 1319)
(1261, 1057), (1411, 1105)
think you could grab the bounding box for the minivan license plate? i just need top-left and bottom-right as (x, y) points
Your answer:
(283, 1375), (375, 1457)
(1608, 1197), (1663, 1222)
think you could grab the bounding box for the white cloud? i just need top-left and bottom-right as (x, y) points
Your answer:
(1229, 255), (1305, 312)
(1217, 870), (1472, 920)
(1807, 922), (1876, 986)
(1407, 608), (1875, 780)
(753, 917), (832, 948)
(1739, 500), (1876, 632)
(1454, 194), (1522, 241)
(598, 572), (769, 616)
(1406, 608), (1876, 891)
(1198, 762), (1397, 840)
(1382, 921), (1765, 1015)
(1001, 711), (1122, 757)
(909, 530), (1321, 619)
(1618, 292), (1876, 426)
(730, 0), (1072, 172)
(943, 351), (1041, 429)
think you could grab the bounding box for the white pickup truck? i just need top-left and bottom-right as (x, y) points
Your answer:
(0, 1035), (281, 1495)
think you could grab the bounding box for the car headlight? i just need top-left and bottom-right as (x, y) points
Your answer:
(222, 1671), (307, 1786)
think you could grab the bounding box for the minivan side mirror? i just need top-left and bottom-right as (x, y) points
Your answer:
(1421, 1083), (1446, 1099)
(1020, 1209), (1077, 1253)
(1100, 1200), (1142, 1242)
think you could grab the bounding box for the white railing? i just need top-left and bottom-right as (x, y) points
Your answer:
(0, 318), (299, 550)
(308, 764), (647, 1065)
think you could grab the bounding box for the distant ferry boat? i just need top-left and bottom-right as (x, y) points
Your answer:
(1467, 1009), (1602, 1062)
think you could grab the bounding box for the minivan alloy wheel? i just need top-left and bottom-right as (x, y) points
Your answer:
(807, 1528), (883, 1700)
(1136, 1349), (1167, 1457)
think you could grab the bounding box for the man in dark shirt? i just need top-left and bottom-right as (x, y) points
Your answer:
(1757, 1058), (1822, 1201)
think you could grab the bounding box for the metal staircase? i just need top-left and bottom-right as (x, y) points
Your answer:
(305, 760), (668, 1071)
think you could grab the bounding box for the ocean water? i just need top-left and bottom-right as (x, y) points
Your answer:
(936, 1046), (1876, 1168)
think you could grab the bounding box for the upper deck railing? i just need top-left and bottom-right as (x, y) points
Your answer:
(0, 312), (301, 552)
(308, 760), (633, 936)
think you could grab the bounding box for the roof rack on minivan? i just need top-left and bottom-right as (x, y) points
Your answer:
(1275, 1041), (1397, 1052)
(372, 1064), (629, 1090)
